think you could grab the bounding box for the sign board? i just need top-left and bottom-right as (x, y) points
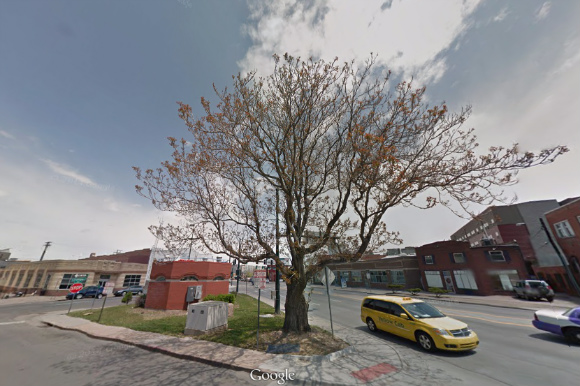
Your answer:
(254, 270), (267, 290)
(69, 283), (84, 293)
(71, 274), (88, 284)
(102, 282), (115, 295)
(320, 269), (335, 287)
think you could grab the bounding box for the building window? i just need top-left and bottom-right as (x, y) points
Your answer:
(350, 271), (362, 282)
(425, 271), (443, 288)
(391, 270), (405, 285)
(15, 271), (25, 287)
(33, 271), (45, 288)
(453, 253), (466, 263)
(555, 220), (575, 238)
(369, 271), (388, 283)
(489, 251), (506, 262)
(155, 276), (166, 281)
(181, 275), (199, 281)
(453, 270), (478, 290)
(424, 255), (434, 264)
(59, 274), (88, 290)
(488, 270), (519, 291)
(8, 271), (17, 286)
(123, 275), (141, 287)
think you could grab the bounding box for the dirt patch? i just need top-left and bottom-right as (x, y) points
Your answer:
(127, 307), (187, 320)
(254, 328), (349, 356)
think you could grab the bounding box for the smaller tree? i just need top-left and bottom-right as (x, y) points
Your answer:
(122, 292), (133, 305)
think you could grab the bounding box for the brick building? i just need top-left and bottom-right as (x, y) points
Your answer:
(545, 197), (580, 294)
(145, 260), (232, 310)
(0, 249), (149, 297)
(416, 240), (528, 296)
(450, 200), (564, 278)
(326, 249), (421, 290)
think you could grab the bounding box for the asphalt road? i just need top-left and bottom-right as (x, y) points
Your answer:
(0, 297), (255, 386)
(239, 282), (579, 386)
(308, 286), (580, 386)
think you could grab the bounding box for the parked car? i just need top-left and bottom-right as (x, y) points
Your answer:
(513, 280), (554, 301)
(66, 286), (105, 300)
(113, 285), (143, 297)
(533, 306), (580, 344)
(361, 295), (479, 352)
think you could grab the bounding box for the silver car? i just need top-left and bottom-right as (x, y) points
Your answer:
(513, 280), (554, 301)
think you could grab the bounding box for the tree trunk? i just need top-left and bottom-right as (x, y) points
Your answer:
(283, 277), (311, 333)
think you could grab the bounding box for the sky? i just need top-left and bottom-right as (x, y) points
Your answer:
(1, 0), (578, 261)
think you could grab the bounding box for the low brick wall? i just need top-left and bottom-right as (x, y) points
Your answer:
(145, 281), (230, 310)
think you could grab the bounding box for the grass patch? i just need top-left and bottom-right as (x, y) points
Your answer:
(69, 306), (186, 336)
(69, 294), (348, 355)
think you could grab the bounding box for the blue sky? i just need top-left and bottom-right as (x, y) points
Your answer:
(1, 0), (579, 260)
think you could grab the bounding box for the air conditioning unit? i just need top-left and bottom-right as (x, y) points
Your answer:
(184, 301), (228, 336)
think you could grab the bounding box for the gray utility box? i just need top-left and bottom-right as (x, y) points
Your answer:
(184, 301), (228, 336)
(186, 286), (203, 303)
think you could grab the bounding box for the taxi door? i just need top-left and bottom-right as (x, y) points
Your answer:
(373, 300), (395, 333)
(386, 302), (415, 340)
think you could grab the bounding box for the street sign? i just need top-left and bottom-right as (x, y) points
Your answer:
(71, 274), (88, 284)
(102, 282), (115, 295)
(70, 283), (83, 293)
(255, 270), (267, 290)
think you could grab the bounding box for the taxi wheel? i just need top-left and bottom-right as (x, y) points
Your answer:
(416, 332), (436, 352)
(564, 328), (580, 344)
(366, 318), (377, 332)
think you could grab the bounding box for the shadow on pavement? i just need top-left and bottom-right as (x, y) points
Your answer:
(353, 326), (478, 358)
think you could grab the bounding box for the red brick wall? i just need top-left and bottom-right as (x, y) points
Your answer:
(145, 281), (229, 310)
(149, 261), (232, 281)
(416, 240), (528, 296)
(145, 261), (232, 310)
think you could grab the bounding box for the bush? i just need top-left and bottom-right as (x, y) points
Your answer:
(428, 287), (449, 297)
(122, 292), (133, 304)
(408, 288), (421, 295)
(203, 293), (236, 303)
(136, 294), (146, 308)
(387, 284), (404, 293)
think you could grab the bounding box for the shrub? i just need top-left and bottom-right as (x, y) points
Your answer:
(136, 294), (147, 308)
(428, 287), (449, 298)
(203, 293), (236, 303)
(387, 284), (404, 293)
(408, 288), (422, 295)
(122, 292), (133, 304)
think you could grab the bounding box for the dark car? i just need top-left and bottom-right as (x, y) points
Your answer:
(513, 280), (555, 301)
(114, 285), (143, 297)
(66, 286), (105, 300)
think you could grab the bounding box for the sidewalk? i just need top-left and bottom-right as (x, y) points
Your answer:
(320, 285), (580, 311)
(39, 311), (406, 386)
(0, 294), (65, 307)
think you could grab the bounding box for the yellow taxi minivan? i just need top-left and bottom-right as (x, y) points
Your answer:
(361, 295), (479, 352)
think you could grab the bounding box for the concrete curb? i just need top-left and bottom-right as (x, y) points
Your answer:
(40, 316), (272, 373)
(322, 287), (578, 312)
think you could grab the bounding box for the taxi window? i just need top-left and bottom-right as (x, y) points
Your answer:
(402, 302), (445, 319)
(374, 301), (391, 314)
(363, 299), (375, 310)
(390, 303), (407, 317)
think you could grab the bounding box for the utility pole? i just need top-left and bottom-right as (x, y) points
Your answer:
(539, 217), (580, 296)
(39, 242), (52, 261)
(275, 189), (281, 314)
(236, 258), (241, 293)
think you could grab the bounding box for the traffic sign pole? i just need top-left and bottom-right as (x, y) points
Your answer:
(67, 283), (84, 315)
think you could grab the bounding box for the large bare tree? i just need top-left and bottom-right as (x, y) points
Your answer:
(134, 54), (567, 333)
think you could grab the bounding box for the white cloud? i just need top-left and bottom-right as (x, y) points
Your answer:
(240, 0), (482, 84)
(0, 129), (15, 139)
(0, 154), (163, 260)
(535, 2), (551, 21)
(42, 159), (97, 187)
(493, 7), (509, 22)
